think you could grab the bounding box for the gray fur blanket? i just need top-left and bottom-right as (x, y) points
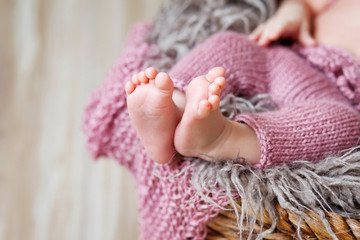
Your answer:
(145, 0), (360, 239)
(190, 95), (360, 239)
(145, 0), (277, 71)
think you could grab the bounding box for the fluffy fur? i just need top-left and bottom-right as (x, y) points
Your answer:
(188, 95), (360, 239)
(141, 1), (360, 238)
(144, 0), (277, 71)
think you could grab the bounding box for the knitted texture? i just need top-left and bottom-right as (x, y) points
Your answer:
(190, 148), (360, 239)
(83, 23), (152, 171)
(84, 24), (229, 240)
(169, 32), (360, 168)
(83, 25), (360, 239)
(295, 44), (360, 111)
(144, 0), (277, 71)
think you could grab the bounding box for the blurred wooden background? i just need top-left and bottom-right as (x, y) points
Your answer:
(0, 0), (163, 239)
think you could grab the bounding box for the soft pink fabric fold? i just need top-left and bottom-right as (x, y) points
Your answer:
(83, 24), (360, 239)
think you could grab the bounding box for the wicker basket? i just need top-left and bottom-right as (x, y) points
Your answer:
(206, 198), (360, 240)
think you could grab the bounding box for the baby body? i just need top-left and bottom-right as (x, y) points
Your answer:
(252, 0), (360, 58)
(313, 0), (360, 58)
(125, 0), (360, 166)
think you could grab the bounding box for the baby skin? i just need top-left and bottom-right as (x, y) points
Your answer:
(125, 67), (261, 164)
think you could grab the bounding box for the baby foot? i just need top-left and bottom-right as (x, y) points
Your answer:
(126, 68), (182, 164)
(174, 67), (231, 161)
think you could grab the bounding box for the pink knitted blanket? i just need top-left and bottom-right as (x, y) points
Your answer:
(83, 24), (360, 239)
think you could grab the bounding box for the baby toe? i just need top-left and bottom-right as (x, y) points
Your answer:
(197, 100), (211, 119)
(145, 67), (158, 79)
(206, 67), (226, 82)
(155, 72), (174, 92)
(208, 95), (220, 110)
(138, 71), (149, 84)
(214, 76), (226, 90)
(132, 74), (141, 85)
(209, 82), (221, 95)
(125, 81), (136, 95)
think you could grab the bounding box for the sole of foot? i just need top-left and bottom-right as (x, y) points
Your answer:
(126, 67), (181, 164)
(174, 67), (231, 161)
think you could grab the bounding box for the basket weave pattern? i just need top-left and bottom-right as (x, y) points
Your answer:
(206, 199), (360, 239)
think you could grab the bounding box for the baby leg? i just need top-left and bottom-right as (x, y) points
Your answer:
(126, 65), (261, 165)
(174, 68), (261, 164)
(169, 32), (268, 96)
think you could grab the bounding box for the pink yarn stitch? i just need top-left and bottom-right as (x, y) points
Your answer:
(169, 32), (360, 168)
(84, 24), (229, 240)
(295, 44), (360, 111)
(83, 24), (360, 239)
